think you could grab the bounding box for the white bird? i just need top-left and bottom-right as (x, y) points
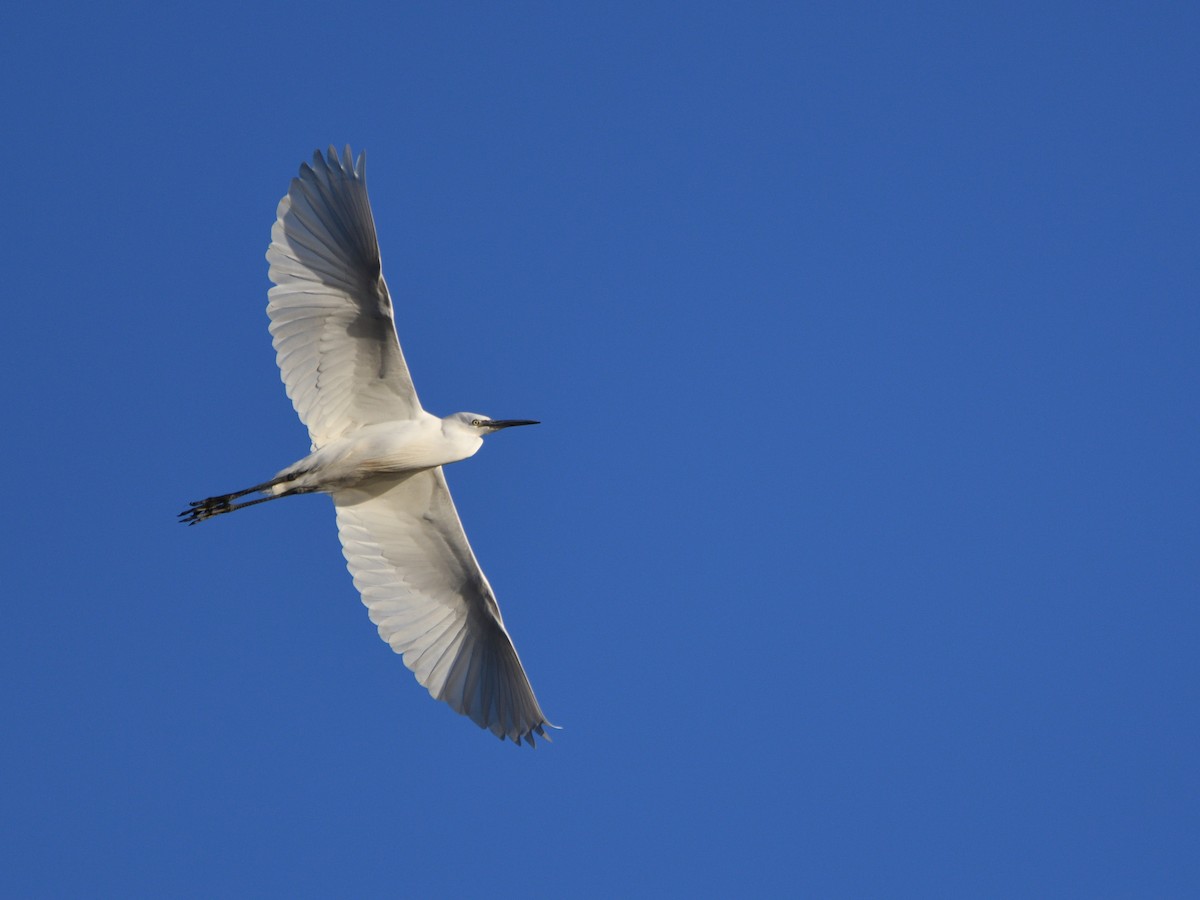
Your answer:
(181, 146), (553, 746)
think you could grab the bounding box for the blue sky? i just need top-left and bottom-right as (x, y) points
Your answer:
(2, 2), (1197, 896)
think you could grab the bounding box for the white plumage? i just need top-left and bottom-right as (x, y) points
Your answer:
(266, 147), (421, 443)
(182, 147), (551, 746)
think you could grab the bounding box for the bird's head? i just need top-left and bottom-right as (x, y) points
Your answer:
(450, 412), (540, 436)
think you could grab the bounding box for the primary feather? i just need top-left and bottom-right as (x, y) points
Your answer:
(266, 146), (422, 446)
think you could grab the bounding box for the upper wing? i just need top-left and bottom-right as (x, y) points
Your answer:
(266, 146), (421, 447)
(332, 468), (552, 745)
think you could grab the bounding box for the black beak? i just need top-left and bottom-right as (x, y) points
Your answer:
(486, 419), (540, 429)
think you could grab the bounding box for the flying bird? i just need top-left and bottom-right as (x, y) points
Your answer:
(181, 146), (552, 746)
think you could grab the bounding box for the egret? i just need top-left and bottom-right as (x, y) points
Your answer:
(181, 146), (552, 746)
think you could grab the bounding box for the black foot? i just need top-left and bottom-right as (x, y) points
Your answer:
(178, 496), (234, 525)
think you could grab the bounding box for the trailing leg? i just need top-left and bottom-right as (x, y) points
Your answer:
(178, 474), (304, 525)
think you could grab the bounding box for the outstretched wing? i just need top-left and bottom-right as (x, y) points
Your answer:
(333, 468), (552, 745)
(266, 146), (421, 447)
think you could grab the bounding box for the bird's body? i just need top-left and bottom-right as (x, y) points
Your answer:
(181, 147), (552, 746)
(274, 414), (486, 494)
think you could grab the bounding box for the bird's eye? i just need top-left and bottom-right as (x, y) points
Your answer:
(471, 419), (482, 427)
